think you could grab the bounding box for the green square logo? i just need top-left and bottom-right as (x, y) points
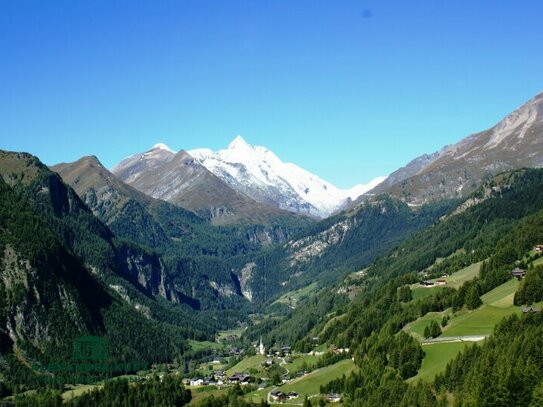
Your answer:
(72, 336), (109, 361)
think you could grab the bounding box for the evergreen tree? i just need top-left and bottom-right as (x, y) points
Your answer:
(514, 265), (543, 305)
(466, 285), (482, 310)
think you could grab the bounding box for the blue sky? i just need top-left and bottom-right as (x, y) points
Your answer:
(0, 1), (542, 188)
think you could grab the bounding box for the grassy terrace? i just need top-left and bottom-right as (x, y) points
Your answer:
(226, 355), (266, 376)
(62, 384), (103, 401)
(403, 311), (451, 341)
(408, 342), (470, 383)
(188, 386), (229, 406)
(279, 359), (356, 400)
(410, 261), (482, 301)
(188, 340), (225, 352)
(273, 283), (319, 308)
(407, 276), (521, 382)
(284, 354), (322, 373)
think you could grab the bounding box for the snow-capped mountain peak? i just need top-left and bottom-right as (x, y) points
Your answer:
(152, 143), (176, 153)
(188, 136), (385, 218)
(227, 135), (252, 150)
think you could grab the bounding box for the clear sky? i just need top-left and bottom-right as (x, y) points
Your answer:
(0, 1), (542, 188)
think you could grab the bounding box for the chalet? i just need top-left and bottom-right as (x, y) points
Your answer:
(190, 378), (204, 387)
(281, 345), (292, 355)
(263, 358), (274, 367)
(229, 373), (252, 384)
(535, 245), (543, 253)
(440, 273), (449, 278)
(327, 393), (342, 403)
(271, 391), (288, 402)
(511, 268), (527, 280)
(288, 392), (299, 400)
(436, 279), (447, 286)
(522, 306), (542, 313)
(420, 280), (435, 287)
(258, 382), (267, 390)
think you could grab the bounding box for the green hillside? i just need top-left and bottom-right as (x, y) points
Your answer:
(280, 359), (356, 400)
(408, 277), (522, 382)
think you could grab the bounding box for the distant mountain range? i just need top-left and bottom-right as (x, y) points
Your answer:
(111, 137), (384, 220)
(188, 136), (384, 218)
(108, 92), (543, 221)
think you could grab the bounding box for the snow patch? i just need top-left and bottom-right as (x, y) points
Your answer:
(152, 143), (176, 153)
(188, 135), (387, 218)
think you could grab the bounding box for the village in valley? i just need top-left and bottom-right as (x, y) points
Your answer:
(181, 335), (351, 405)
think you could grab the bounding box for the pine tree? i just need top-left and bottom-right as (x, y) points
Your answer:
(466, 285), (482, 310)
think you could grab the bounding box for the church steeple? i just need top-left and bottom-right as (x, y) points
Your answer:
(258, 336), (265, 355)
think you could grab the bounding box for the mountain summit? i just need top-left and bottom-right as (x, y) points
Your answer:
(189, 136), (385, 218)
(364, 92), (543, 205)
(110, 144), (310, 225)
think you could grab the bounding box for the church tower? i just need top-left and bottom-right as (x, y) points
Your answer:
(258, 337), (265, 355)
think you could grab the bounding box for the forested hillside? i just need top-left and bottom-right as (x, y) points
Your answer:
(234, 196), (456, 302)
(248, 168), (543, 406)
(0, 152), (235, 395)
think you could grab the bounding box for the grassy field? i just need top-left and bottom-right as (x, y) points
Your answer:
(280, 359), (356, 400)
(284, 354), (322, 373)
(533, 256), (543, 266)
(411, 285), (446, 301)
(403, 311), (450, 341)
(410, 262), (482, 301)
(444, 262), (482, 288)
(245, 386), (275, 404)
(188, 386), (229, 405)
(409, 342), (470, 382)
(442, 277), (521, 337)
(62, 384), (103, 401)
(226, 355), (266, 376)
(481, 278), (519, 308)
(443, 304), (520, 337)
(216, 327), (245, 342)
(407, 277), (521, 383)
(188, 340), (225, 352)
(273, 283), (319, 308)
(312, 343), (327, 353)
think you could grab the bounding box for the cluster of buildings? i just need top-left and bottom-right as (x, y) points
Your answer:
(188, 371), (253, 387)
(420, 273), (448, 287)
(254, 337), (292, 357)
